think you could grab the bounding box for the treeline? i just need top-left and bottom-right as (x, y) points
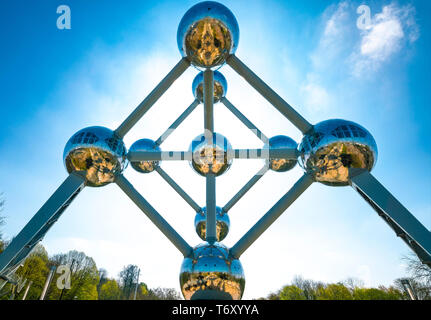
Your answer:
(259, 268), (431, 300)
(0, 243), (182, 300)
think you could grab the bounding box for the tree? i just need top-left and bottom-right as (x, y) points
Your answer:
(402, 253), (431, 287)
(99, 279), (122, 300)
(279, 285), (306, 300)
(118, 264), (140, 300)
(5, 243), (49, 300)
(316, 283), (353, 300)
(48, 250), (99, 300)
(146, 287), (182, 300)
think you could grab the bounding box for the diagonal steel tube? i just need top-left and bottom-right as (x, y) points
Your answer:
(223, 164), (269, 213)
(115, 174), (193, 257)
(230, 173), (313, 259)
(155, 166), (201, 213)
(349, 168), (431, 267)
(221, 97), (269, 144)
(155, 99), (200, 146)
(206, 173), (217, 244)
(0, 172), (86, 277)
(227, 55), (313, 134)
(115, 58), (190, 138)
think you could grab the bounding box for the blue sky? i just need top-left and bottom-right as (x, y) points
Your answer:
(0, 0), (430, 299)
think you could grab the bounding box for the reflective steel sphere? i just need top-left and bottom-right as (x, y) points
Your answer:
(129, 139), (160, 173)
(268, 135), (298, 172)
(192, 71), (227, 103)
(189, 132), (232, 176)
(63, 126), (127, 187)
(177, 1), (239, 69)
(299, 119), (378, 186)
(179, 242), (245, 300)
(195, 206), (230, 242)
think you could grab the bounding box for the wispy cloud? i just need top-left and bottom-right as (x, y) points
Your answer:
(350, 3), (419, 77)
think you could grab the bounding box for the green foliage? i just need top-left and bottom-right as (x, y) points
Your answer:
(279, 285), (306, 300)
(99, 279), (122, 300)
(317, 283), (353, 300)
(47, 250), (100, 300)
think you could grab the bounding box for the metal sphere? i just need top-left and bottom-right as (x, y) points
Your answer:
(192, 71), (227, 103)
(63, 126), (127, 187)
(177, 1), (239, 69)
(298, 119), (378, 186)
(129, 139), (160, 174)
(195, 206), (230, 242)
(267, 135), (298, 172)
(189, 132), (232, 177)
(179, 242), (245, 300)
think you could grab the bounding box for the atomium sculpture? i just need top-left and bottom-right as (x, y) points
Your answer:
(0, 1), (430, 300)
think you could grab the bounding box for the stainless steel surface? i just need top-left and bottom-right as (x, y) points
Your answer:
(128, 150), (193, 161)
(230, 173), (313, 259)
(179, 242), (245, 300)
(267, 135), (298, 172)
(0, 172), (85, 277)
(115, 174), (193, 257)
(189, 132), (232, 176)
(206, 174), (217, 244)
(223, 164), (269, 213)
(177, 1), (239, 69)
(155, 166), (201, 213)
(227, 54), (313, 134)
(64, 126), (127, 187)
(299, 119), (378, 186)
(204, 69), (214, 136)
(155, 99), (200, 146)
(195, 206), (230, 242)
(129, 139), (160, 173)
(221, 97), (269, 144)
(193, 71), (227, 103)
(115, 58), (190, 138)
(349, 168), (431, 267)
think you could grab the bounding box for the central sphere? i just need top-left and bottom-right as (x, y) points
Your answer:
(195, 206), (230, 242)
(268, 135), (298, 172)
(298, 119), (378, 186)
(63, 126), (127, 187)
(129, 139), (160, 173)
(189, 132), (232, 176)
(192, 71), (227, 103)
(179, 242), (245, 300)
(177, 1), (239, 69)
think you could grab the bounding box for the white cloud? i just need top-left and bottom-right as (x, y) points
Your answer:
(351, 3), (419, 77)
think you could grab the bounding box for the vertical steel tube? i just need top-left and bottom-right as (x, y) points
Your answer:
(230, 173), (313, 258)
(115, 175), (192, 257)
(155, 99), (200, 146)
(223, 164), (269, 213)
(155, 166), (201, 213)
(115, 58), (190, 138)
(203, 69), (214, 138)
(206, 174), (217, 244)
(227, 55), (312, 134)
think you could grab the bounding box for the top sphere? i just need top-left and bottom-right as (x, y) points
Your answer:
(192, 70), (227, 103)
(298, 119), (378, 186)
(63, 126), (127, 187)
(177, 1), (239, 69)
